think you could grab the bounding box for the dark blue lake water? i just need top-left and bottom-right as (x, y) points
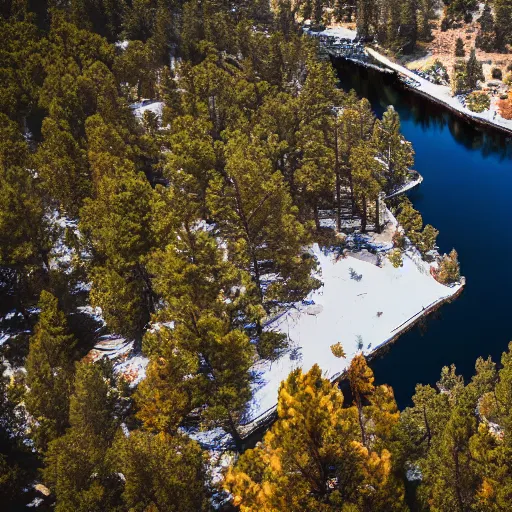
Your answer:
(333, 58), (512, 408)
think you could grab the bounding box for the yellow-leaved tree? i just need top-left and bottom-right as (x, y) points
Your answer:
(224, 363), (406, 511)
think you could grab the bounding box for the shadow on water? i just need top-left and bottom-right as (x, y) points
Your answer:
(332, 57), (512, 408)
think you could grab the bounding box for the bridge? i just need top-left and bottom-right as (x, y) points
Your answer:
(310, 32), (395, 74)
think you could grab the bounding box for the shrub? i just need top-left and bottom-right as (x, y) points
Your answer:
(392, 230), (406, 250)
(507, 63), (512, 72)
(257, 331), (289, 361)
(504, 72), (512, 85)
(466, 91), (491, 112)
(424, 59), (449, 84)
(492, 67), (503, 80)
(498, 93), (512, 119)
(435, 249), (460, 285)
(388, 249), (403, 268)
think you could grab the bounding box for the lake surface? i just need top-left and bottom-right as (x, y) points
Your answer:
(332, 57), (512, 408)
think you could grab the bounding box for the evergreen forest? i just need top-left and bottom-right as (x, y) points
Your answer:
(0, 1), (507, 511)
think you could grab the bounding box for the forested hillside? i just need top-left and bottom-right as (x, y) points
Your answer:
(0, 1), (500, 511)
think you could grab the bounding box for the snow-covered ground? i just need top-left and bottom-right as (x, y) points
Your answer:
(385, 173), (424, 199)
(87, 335), (148, 386)
(366, 48), (512, 132)
(313, 26), (357, 41)
(130, 101), (164, 120)
(245, 243), (461, 426)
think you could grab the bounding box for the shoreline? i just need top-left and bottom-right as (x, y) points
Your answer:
(239, 254), (465, 442)
(398, 81), (512, 136)
(364, 47), (512, 137)
(308, 25), (512, 136)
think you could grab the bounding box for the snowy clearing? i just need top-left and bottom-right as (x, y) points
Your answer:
(313, 26), (357, 41)
(130, 101), (164, 120)
(245, 243), (461, 426)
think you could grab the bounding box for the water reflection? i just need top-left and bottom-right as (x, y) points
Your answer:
(332, 56), (512, 407)
(333, 58), (512, 160)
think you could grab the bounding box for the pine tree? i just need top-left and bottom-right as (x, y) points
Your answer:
(312, 0), (323, 24)
(111, 430), (208, 511)
(113, 40), (157, 100)
(42, 360), (122, 511)
(164, 114), (216, 211)
(333, 0), (347, 22)
(225, 364), (405, 511)
(0, 114), (53, 318)
(207, 131), (319, 309)
(397, 197), (423, 243)
(447, 0), (478, 22)
(400, 0), (418, 53)
(466, 48), (485, 89)
(337, 98), (376, 214)
(417, 0), (438, 41)
(494, 0), (512, 50)
(372, 106), (414, 192)
(0, 362), (28, 507)
(80, 167), (155, 342)
(395, 384), (451, 468)
(476, 3), (495, 51)
(472, 345), (512, 509)
(35, 117), (90, 216)
(452, 60), (469, 95)
(348, 353), (375, 447)
(419, 385), (481, 512)
(356, 0), (377, 39)
(379, 0), (401, 46)
(25, 291), (76, 451)
(135, 328), (201, 434)
(0, 16), (42, 122)
(455, 37), (465, 57)
(296, 123), (335, 229)
(136, 315), (255, 447)
(350, 143), (382, 233)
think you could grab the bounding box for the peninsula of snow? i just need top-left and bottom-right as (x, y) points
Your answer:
(245, 241), (462, 429)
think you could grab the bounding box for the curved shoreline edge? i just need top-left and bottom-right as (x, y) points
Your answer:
(240, 274), (466, 442)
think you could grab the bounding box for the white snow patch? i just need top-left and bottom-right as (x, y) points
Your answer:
(115, 40), (129, 51)
(246, 243), (461, 424)
(87, 336), (148, 386)
(27, 498), (44, 508)
(185, 426), (232, 451)
(130, 101), (164, 120)
(114, 354), (148, 386)
(305, 26), (357, 41)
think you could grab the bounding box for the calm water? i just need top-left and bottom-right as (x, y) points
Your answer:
(333, 58), (512, 408)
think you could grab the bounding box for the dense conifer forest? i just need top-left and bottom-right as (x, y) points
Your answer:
(0, 1), (506, 511)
